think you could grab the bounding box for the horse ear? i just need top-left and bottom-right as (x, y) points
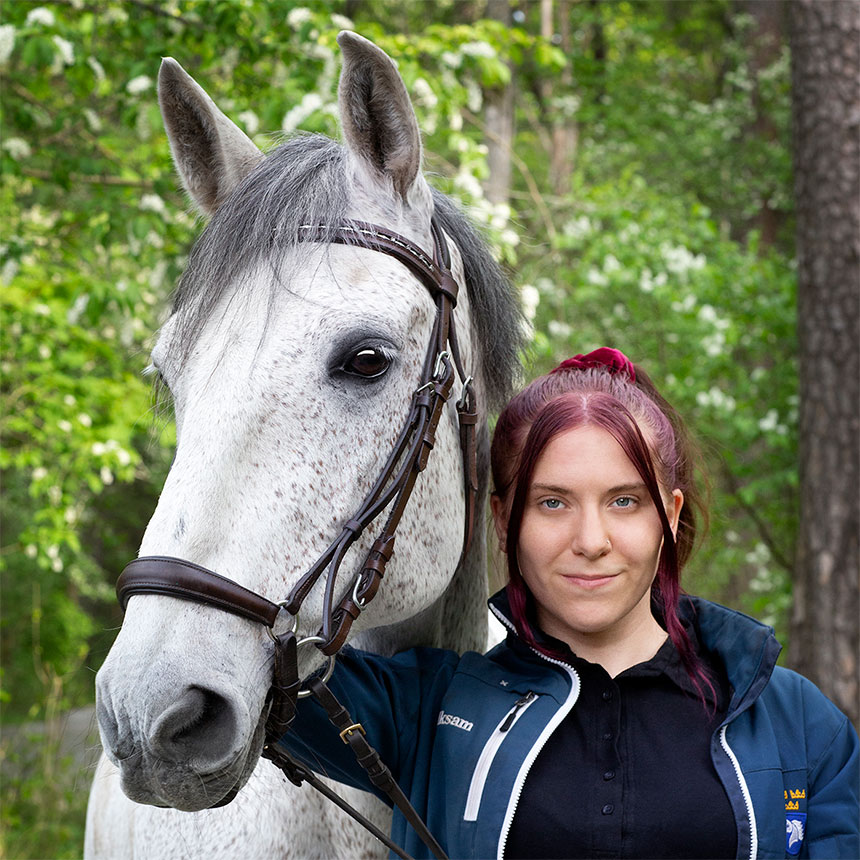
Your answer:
(337, 31), (423, 203)
(158, 58), (263, 215)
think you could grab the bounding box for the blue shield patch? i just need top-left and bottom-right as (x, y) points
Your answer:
(785, 812), (806, 856)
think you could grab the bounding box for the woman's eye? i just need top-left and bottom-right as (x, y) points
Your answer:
(541, 498), (563, 510)
(342, 348), (391, 379)
(612, 496), (634, 508)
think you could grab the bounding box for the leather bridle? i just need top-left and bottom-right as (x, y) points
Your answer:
(115, 217), (478, 860)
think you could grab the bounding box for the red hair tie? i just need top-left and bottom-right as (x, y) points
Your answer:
(551, 347), (636, 382)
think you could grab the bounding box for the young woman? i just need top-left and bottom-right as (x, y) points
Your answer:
(282, 348), (859, 860)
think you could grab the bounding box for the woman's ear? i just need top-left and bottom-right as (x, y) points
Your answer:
(668, 489), (684, 537)
(490, 493), (508, 552)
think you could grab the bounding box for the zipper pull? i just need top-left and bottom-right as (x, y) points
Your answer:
(499, 691), (536, 732)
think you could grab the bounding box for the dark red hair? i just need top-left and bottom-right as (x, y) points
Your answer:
(490, 361), (714, 703)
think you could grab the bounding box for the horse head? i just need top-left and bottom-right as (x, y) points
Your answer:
(94, 33), (521, 813)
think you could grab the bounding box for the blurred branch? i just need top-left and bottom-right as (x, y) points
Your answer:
(20, 168), (155, 189)
(721, 461), (794, 575)
(462, 108), (558, 241)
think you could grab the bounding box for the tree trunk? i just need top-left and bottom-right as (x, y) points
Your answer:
(541, 0), (577, 195)
(484, 0), (515, 205)
(740, 0), (787, 248)
(788, 0), (860, 728)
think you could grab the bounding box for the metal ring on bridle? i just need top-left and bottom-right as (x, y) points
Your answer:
(265, 605), (300, 642)
(295, 634), (336, 698)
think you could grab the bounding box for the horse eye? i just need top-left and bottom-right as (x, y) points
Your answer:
(343, 348), (390, 379)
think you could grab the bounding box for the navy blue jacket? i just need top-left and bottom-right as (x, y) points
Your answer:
(282, 593), (859, 859)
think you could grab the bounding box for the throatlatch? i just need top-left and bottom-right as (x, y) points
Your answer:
(117, 216), (474, 860)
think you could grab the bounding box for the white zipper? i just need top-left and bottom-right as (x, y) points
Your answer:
(488, 605), (581, 860)
(719, 724), (757, 860)
(464, 691), (539, 821)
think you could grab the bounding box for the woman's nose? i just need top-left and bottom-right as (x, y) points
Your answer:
(570, 509), (611, 560)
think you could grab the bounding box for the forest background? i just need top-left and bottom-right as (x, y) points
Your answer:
(1, 1), (857, 858)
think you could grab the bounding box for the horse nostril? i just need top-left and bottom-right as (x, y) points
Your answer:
(149, 687), (239, 765)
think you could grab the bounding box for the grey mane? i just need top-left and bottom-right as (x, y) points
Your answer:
(170, 133), (523, 408)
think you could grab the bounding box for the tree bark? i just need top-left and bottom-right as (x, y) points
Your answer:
(484, 0), (515, 205)
(740, 0), (788, 248)
(788, 0), (860, 728)
(541, 0), (577, 195)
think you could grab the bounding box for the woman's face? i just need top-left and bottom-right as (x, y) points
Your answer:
(494, 424), (683, 655)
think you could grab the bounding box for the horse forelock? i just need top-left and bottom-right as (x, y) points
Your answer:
(165, 133), (523, 407)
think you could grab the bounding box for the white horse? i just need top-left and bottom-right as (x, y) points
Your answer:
(85, 32), (521, 859)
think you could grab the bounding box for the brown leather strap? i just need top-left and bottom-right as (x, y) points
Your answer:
(298, 222), (459, 305)
(117, 556), (281, 627)
(307, 678), (449, 860)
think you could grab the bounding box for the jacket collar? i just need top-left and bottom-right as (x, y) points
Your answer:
(488, 588), (781, 719)
(682, 595), (781, 719)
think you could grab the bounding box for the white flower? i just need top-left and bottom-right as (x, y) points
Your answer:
(38, 344), (52, 359)
(3, 137), (31, 160)
(52, 557), (64, 573)
(26, 7), (55, 27)
(563, 216), (591, 240)
(52, 35), (74, 65)
(603, 254), (621, 273)
(63, 395), (76, 406)
(330, 14), (354, 30)
(412, 78), (438, 109)
(77, 413), (92, 428)
(461, 41), (496, 59)
(639, 268), (655, 293)
(586, 268), (608, 287)
(0, 25), (16, 65)
(758, 409), (779, 432)
(66, 292), (89, 324)
(547, 320), (572, 339)
(25, 544), (38, 559)
(83, 108), (102, 132)
(286, 7), (312, 27)
(34, 302), (51, 316)
(33, 467), (48, 481)
(92, 442), (106, 456)
(441, 50), (462, 69)
(237, 110), (260, 137)
(520, 284), (540, 320)
(58, 419), (73, 433)
(100, 466), (114, 485)
(116, 448), (132, 467)
(282, 92), (324, 133)
(661, 242), (706, 276)
(139, 193), (166, 215)
(87, 55), (106, 81)
(127, 75), (153, 95)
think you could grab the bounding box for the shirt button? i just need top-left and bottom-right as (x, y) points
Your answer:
(603, 731), (613, 740)
(603, 770), (616, 781)
(602, 804), (614, 815)
(602, 690), (613, 702)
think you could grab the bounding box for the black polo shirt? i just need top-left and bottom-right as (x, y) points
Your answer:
(506, 624), (736, 859)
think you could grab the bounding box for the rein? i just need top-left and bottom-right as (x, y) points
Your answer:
(116, 216), (477, 860)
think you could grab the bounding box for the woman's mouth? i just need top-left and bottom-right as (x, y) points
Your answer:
(562, 573), (618, 590)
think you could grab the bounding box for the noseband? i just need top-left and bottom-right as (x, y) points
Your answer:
(115, 216), (475, 860)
